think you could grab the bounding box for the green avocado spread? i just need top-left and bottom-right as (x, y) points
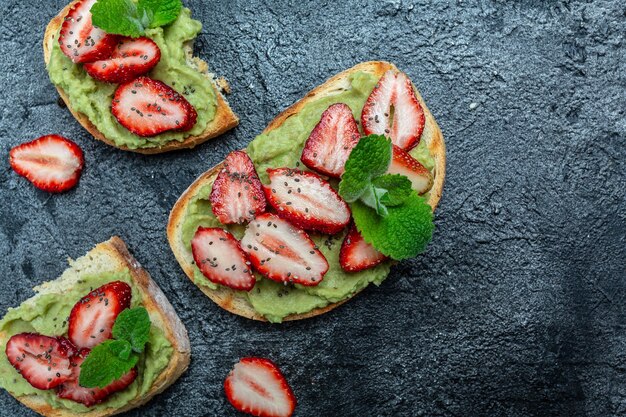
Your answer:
(47, 8), (217, 150)
(180, 71), (435, 323)
(0, 270), (173, 413)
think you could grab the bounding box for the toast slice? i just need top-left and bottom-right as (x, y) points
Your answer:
(167, 61), (446, 322)
(43, 1), (239, 154)
(0, 237), (191, 417)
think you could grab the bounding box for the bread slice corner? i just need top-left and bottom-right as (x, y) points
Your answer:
(43, 0), (239, 154)
(0, 236), (191, 417)
(167, 61), (446, 322)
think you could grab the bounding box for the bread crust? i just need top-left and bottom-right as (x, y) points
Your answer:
(43, 1), (239, 154)
(167, 61), (446, 322)
(0, 237), (191, 417)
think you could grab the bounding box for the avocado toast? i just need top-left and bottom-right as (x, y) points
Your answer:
(167, 61), (446, 323)
(0, 237), (190, 416)
(43, 0), (238, 154)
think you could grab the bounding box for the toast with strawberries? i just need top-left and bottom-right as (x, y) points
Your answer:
(0, 237), (190, 416)
(43, 0), (238, 154)
(167, 61), (446, 322)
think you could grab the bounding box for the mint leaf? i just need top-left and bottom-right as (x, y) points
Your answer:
(138, 0), (182, 28)
(360, 184), (390, 216)
(352, 192), (434, 260)
(359, 174), (414, 216)
(91, 0), (182, 37)
(91, 0), (145, 38)
(339, 135), (392, 202)
(112, 307), (151, 354)
(373, 174), (413, 207)
(79, 340), (138, 388)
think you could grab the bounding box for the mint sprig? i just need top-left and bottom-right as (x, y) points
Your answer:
(91, 0), (182, 38)
(339, 134), (434, 259)
(79, 307), (151, 389)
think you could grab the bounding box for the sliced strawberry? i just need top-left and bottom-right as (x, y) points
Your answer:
(210, 151), (267, 224)
(300, 103), (360, 178)
(241, 213), (328, 286)
(111, 76), (198, 137)
(58, 0), (119, 64)
(9, 135), (84, 193)
(191, 227), (256, 291)
(339, 225), (388, 272)
(263, 168), (350, 235)
(67, 281), (132, 349)
(388, 145), (433, 194)
(57, 348), (137, 407)
(84, 37), (161, 84)
(361, 70), (425, 151)
(5, 333), (76, 390)
(224, 357), (296, 417)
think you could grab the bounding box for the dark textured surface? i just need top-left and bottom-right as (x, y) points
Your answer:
(0, 0), (625, 416)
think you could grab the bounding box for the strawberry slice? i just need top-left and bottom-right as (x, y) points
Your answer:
(57, 348), (137, 407)
(241, 213), (328, 286)
(339, 225), (388, 272)
(361, 70), (425, 151)
(191, 227), (256, 291)
(388, 145), (433, 194)
(111, 76), (198, 137)
(58, 0), (119, 63)
(9, 135), (84, 193)
(84, 37), (161, 84)
(67, 281), (132, 349)
(210, 151), (267, 224)
(224, 357), (296, 417)
(263, 168), (350, 235)
(300, 103), (360, 178)
(5, 333), (76, 390)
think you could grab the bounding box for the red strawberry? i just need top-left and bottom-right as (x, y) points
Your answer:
(9, 135), (84, 193)
(57, 348), (137, 407)
(84, 37), (161, 84)
(339, 225), (388, 272)
(388, 145), (433, 194)
(191, 227), (256, 291)
(263, 168), (350, 235)
(224, 357), (296, 417)
(361, 70), (425, 151)
(300, 103), (360, 178)
(210, 151), (267, 224)
(67, 281), (132, 349)
(111, 77), (198, 137)
(58, 0), (119, 64)
(241, 213), (328, 286)
(5, 333), (76, 390)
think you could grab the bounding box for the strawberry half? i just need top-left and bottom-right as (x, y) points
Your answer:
(339, 225), (388, 272)
(5, 333), (76, 390)
(361, 70), (425, 151)
(241, 213), (328, 286)
(191, 227), (256, 291)
(111, 76), (198, 137)
(84, 37), (161, 84)
(58, 0), (119, 63)
(263, 168), (350, 235)
(224, 357), (296, 417)
(67, 281), (132, 349)
(210, 151), (267, 224)
(300, 103), (360, 178)
(57, 348), (137, 407)
(9, 135), (84, 193)
(388, 145), (433, 194)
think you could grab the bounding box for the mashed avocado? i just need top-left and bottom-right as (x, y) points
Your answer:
(47, 8), (217, 150)
(180, 71), (434, 323)
(0, 270), (173, 413)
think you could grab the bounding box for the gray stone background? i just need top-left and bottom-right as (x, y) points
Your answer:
(0, 0), (624, 416)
